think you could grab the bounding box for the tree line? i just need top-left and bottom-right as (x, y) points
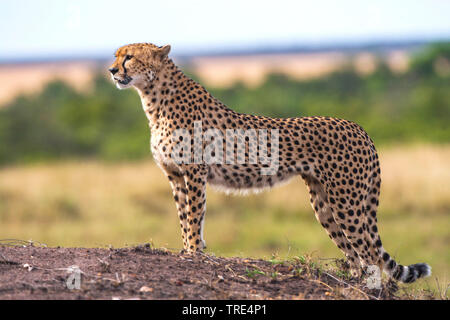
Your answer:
(0, 43), (448, 166)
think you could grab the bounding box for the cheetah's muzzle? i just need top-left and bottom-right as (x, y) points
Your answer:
(115, 76), (132, 85)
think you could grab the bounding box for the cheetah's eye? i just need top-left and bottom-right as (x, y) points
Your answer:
(125, 55), (133, 61)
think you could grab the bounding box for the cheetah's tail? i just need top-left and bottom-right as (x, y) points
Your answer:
(380, 248), (431, 283)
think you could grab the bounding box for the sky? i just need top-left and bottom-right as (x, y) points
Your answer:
(0, 0), (449, 60)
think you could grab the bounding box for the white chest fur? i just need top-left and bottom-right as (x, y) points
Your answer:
(150, 132), (165, 164)
(150, 130), (178, 171)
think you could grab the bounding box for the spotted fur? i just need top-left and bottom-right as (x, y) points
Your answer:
(109, 43), (431, 283)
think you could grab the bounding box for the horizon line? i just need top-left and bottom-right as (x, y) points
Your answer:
(0, 37), (448, 65)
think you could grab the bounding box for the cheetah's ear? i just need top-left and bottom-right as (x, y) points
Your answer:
(157, 45), (171, 61)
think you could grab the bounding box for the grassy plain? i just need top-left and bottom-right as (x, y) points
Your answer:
(0, 144), (448, 296)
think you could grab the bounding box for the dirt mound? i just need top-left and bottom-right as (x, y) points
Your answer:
(0, 244), (400, 300)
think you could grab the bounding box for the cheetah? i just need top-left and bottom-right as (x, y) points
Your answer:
(109, 42), (431, 283)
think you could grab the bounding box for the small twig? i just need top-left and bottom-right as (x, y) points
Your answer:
(198, 252), (221, 265)
(248, 263), (268, 273)
(311, 279), (334, 291)
(323, 271), (378, 300)
(0, 239), (47, 248)
(0, 252), (8, 261)
(0, 252), (20, 265)
(97, 257), (111, 273)
(225, 265), (236, 276)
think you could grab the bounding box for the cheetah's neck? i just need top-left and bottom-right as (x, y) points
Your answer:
(134, 59), (231, 132)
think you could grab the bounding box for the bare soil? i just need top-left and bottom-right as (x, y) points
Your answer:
(0, 243), (403, 300)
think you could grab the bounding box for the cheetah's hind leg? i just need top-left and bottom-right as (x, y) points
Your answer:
(303, 175), (363, 277)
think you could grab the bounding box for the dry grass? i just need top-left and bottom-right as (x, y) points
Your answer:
(378, 145), (450, 214)
(0, 144), (448, 297)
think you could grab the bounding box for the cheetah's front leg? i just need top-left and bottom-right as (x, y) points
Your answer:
(160, 165), (190, 251)
(167, 173), (190, 251)
(182, 165), (208, 253)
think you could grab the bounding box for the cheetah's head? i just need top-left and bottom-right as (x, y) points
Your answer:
(109, 43), (171, 89)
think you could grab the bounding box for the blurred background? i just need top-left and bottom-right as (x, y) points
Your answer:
(0, 0), (448, 294)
